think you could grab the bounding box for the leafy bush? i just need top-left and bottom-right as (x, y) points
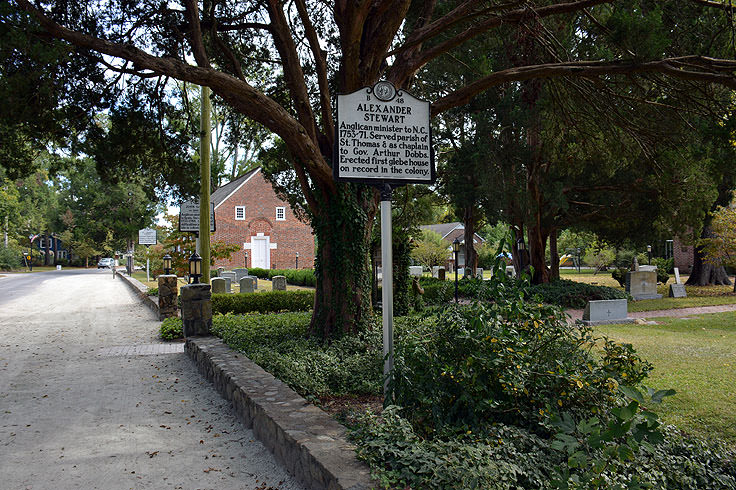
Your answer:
(0, 246), (22, 270)
(211, 312), (382, 396)
(146, 287), (158, 296)
(389, 301), (651, 434)
(159, 317), (183, 340)
(527, 279), (629, 308)
(651, 257), (674, 274)
(611, 268), (629, 287)
(212, 290), (314, 314)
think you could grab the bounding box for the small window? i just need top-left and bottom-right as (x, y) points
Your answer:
(235, 206), (246, 220)
(276, 207), (286, 221)
(38, 238), (46, 249)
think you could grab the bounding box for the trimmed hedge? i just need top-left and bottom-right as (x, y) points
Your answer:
(248, 267), (316, 287)
(527, 279), (629, 308)
(212, 289), (314, 314)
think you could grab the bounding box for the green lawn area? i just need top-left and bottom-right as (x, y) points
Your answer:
(595, 312), (736, 443)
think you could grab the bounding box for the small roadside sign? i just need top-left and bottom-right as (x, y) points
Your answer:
(179, 201), (216, 233)
(138, 228), (157, 245)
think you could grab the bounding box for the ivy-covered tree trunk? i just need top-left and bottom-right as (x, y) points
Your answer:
(686, 224), (732, 286)
(310, 183), (378, 339)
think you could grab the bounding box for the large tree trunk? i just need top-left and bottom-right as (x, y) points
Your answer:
(463, 207), (478, 273)
(310, 183), (378, 339)
(528, 223), (551, 284)
(549, 228), (560, 281)
(685, 224), (732, 286)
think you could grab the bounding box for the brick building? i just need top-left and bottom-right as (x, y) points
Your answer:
(211, 167), (315, 270)
(672, 235), (695, 273)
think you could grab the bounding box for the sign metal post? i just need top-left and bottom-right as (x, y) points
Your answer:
(335, 81), (434, 398)
(138, 228), (157, 283)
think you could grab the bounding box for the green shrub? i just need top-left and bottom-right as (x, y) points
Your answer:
(247, 267), (316, 286)
(159, 317), (183, 340)
(211, 312), (382, 396)
(652, 257), (674, 274)
(0, 246), (22, 271)
(247, 267), (270, 279)
(527, 279), (629, 308)
(611, 268), (629, 287)
(389, 301), (651, 434)
(212, 290), (314, 314)
(146, 287), (158, 296)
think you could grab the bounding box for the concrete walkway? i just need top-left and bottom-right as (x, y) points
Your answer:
(566, 302), (736, 323)
(0, 269), (304, 490)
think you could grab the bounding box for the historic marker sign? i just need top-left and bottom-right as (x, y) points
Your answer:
(138, 228), (157, 245)
(178, 201), (215, 233)
(335, 81), (434, 185)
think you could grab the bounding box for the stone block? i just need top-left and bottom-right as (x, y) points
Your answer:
(639, 265), (657, 272)
(240, 276), (255, 294)
(674, 267), (681, 284)
(211, 277), (227, 294)
(669, 284), (687, 298)
(625, 270), (662, 300)
(409, 266), (423, 277)
(234, 268), (249, 281)
(437, 267), (446, 281)
(157, 274), (178, 320)
(180, 283), (212, 336)
(272, 275), (287, 291)
(432, 266), (439, 278)
(247, 275), (258, 289)
(221, 271), (236, 283)
(579, 299), (634, 325)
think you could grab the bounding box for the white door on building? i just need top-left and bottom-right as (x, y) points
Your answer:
(251, 236), (270, 269)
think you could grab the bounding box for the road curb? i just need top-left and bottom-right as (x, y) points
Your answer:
(185, 336), (376, 490)
(115, 271), (159, 317)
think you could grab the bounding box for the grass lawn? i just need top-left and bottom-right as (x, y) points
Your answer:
(595, 312), (736, 443)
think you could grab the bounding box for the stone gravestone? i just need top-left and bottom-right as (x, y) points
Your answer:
(505, 266), (516, 278)
(674, 267), (682, 285)
(247, 275), (258, 289)
(625, 270), (662, 300)
(180, 283), (212, 337)
(476, 268), (483, 279)
(578, 299), (634, 326)
(234, 268), (249, 281)
(432, 266), (440, 278)
(409, 266), (423, 277)
(217, 267), (225, 277)
(639, 265), (656, 272)
(239, 276), (255, 294)
(669, 267), (686, 297)
(272, 275), (287, 291)
(437, 267), (446, 281)
(220, 271), (236, 292)
(211, 277), (227, 294)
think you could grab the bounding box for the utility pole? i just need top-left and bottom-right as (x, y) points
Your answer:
(199, 85), (212, 284)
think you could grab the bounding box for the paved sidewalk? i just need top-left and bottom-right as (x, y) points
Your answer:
(566, 302), (736, 323)
(0, 270), (304, 490)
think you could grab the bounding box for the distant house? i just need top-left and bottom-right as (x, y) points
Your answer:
(420, 222), (485, 270)
(34, 235), (69, 264)
(672, 236), (695, 273)
(210, 167), (315, 270)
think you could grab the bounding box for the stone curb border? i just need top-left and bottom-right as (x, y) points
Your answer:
(115, 270), (159, 316)
(185, 336), (376, 490)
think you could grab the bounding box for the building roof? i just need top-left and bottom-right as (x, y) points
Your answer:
(420, 222), (463, 239)
(211, 167), (261, 209)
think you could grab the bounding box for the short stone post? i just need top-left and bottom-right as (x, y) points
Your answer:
(272, 275), (287, 291)
(157, 274), (179, 321)
(239, 276), (255, 293)
(180, 283), (212, 337)
(437, 268), (446, 281)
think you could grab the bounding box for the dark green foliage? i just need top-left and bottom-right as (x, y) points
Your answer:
(611, 268), (629, 287)
(0, 246), (21, 270)
(247, 267), (316, 287)
(527, 279), (629, 308)
(146, 287), (158, 296)
(388, 302), (651, 434)
(159, 317), (183, 340)
(651, 257), (674, 274)
(211, 290), (314, 314)
(211, 313), (382, 396)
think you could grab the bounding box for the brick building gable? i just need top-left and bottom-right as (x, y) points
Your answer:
(211, 168), (314, 270)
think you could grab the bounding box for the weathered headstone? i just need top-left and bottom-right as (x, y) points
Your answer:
(217, 266), (225, 277)
(432, 266), (440, 278)
(157, 274), (178, 320)
(578, 299), (634, 325)
(272, 275), (287, 291)
(625, 270), (662, 300)
(669, 283), (687, 298)
(180, 283), (212, 336)
(234, 268), (249, 281)
(239, 276), (255, 293)
(247, 275), (258, 289)
(674, 267), (681, 284)
(476, 268), (483, 279)
(639, 265), (656, 272)
(409, 266), (423, 277)
(211, 277), (227, 294)
(221, 271), (236, 282)
(437, 267), (446, 281)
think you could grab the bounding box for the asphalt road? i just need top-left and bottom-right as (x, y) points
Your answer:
(0, 269), (305, 490)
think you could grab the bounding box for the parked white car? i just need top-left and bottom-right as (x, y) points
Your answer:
(97, 258), (115, 269)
